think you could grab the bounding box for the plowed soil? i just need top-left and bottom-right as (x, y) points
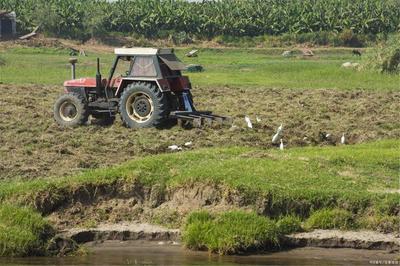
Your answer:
(0, 84), (398, 180)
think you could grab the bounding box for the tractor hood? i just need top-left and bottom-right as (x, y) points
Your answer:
(64, 78), (107, 88)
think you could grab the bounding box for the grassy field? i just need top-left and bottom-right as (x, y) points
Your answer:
(0, 84), (398, 180)
(1, 45), (399, 90)
(0, 140), (398, 255)
(2, 140), (398, 203)
(0, 40), (399, 256)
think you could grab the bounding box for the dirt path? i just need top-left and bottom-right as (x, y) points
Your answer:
(0, 84), (399, 180)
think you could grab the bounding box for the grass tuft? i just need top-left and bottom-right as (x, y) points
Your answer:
(276, 215), (303, 235)
(357, 215), (400, 234)
(305, 208), (354, 230)
(183, 210), (279, 255)
(0, 204), (53, 257)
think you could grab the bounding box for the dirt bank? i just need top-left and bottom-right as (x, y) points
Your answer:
(63, 222), (180, 244)
(44, 182), (237, 229)
(284, 230), (400, 251)
(61, 222), (399, 252)
(0, 84), (398, 180)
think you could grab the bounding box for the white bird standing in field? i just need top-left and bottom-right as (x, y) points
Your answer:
(168, 145), (182, 151)
(184, 141), (193, 147)
(341, 133), (346, 144)
(279, 139), (284, 150)
(272, 124), (283, 143)
(244, 116), (253, 129)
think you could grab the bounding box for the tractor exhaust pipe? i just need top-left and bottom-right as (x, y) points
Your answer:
(68, 58), (78, 79)
(96, 58), (102, 91)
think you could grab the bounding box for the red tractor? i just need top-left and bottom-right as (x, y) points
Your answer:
(54, 48), (229, 128)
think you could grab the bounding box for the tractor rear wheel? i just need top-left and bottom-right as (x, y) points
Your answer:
(54, 93), (88, 127)
(119, 82), (169, 128)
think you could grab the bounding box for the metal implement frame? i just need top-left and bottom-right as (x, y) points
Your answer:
(170, 111), (231, 127)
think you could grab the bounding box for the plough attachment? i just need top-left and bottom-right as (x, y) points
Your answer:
(171, 111), (232, 128)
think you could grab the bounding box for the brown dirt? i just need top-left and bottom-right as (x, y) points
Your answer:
(44, 182), (233, 230)
(64, 222), (180, 244)
(285, 229), (400, 251)
(0, 84), (399, 180)
(62, 224), (400, 252)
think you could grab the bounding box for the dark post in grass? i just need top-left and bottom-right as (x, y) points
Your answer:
(68, 58), (78, 79)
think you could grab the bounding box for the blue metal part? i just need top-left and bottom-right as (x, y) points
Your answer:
(182, 91), (196, 112)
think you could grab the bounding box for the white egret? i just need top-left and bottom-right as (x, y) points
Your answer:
(272, 124), (283, 143)
(279, 139), (284, 150)
(168, 145), (182, 151)
(244, 116), (253, 128)
(184, 141), (193, 147)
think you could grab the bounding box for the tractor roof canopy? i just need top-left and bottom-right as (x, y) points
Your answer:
(114, 48), (173, 56)
(114, 48), (186, 71)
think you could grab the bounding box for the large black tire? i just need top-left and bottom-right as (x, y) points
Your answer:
(53, 93), (88, 127)
(119, 82), (169, 128)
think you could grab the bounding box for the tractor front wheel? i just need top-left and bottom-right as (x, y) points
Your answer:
(54, 93), (88, 127)
(119, 82), (169, 128)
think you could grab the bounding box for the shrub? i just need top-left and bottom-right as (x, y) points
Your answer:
(305, 208), (354, 230)
(183, 210), (279, 255)
(338, 29), (365, 47)
(363, 34), (400, 74)
(276, 215), (302, 235)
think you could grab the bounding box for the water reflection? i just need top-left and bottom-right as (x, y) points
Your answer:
(0, 241), (395, 265)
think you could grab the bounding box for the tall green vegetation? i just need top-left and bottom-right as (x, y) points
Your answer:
(0, 0), (399, 40)
(0, 204), (53, 256)
(183, 211), (279, 254)
(364, 34), (400, 74)
(304, 209), (354, 230)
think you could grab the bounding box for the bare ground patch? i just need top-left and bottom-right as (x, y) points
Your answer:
(0, 84), (399, 180)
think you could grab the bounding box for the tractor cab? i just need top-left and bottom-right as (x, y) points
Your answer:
(54, 47), (230, 129)
(107, 48), (191, 96)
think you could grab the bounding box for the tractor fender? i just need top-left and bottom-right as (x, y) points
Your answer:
(65, 87), (88, 102)
(115, 78), (167, 97)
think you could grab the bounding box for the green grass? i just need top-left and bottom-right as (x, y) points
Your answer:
(305, 208), (354, 230)
(183, 210), (279, 255)
(357, 214), (400, 234)
(0, 140), (398, 216)
(0, 204), (52, 257)
(276, 215), (303, 235)
(0, 47), (398, 90)
(0, 140), (398, 255)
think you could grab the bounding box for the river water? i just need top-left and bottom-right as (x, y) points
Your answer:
(0, 241), (396, 265)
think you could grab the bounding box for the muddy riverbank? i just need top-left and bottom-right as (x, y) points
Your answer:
(61, 222), (399, 251)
